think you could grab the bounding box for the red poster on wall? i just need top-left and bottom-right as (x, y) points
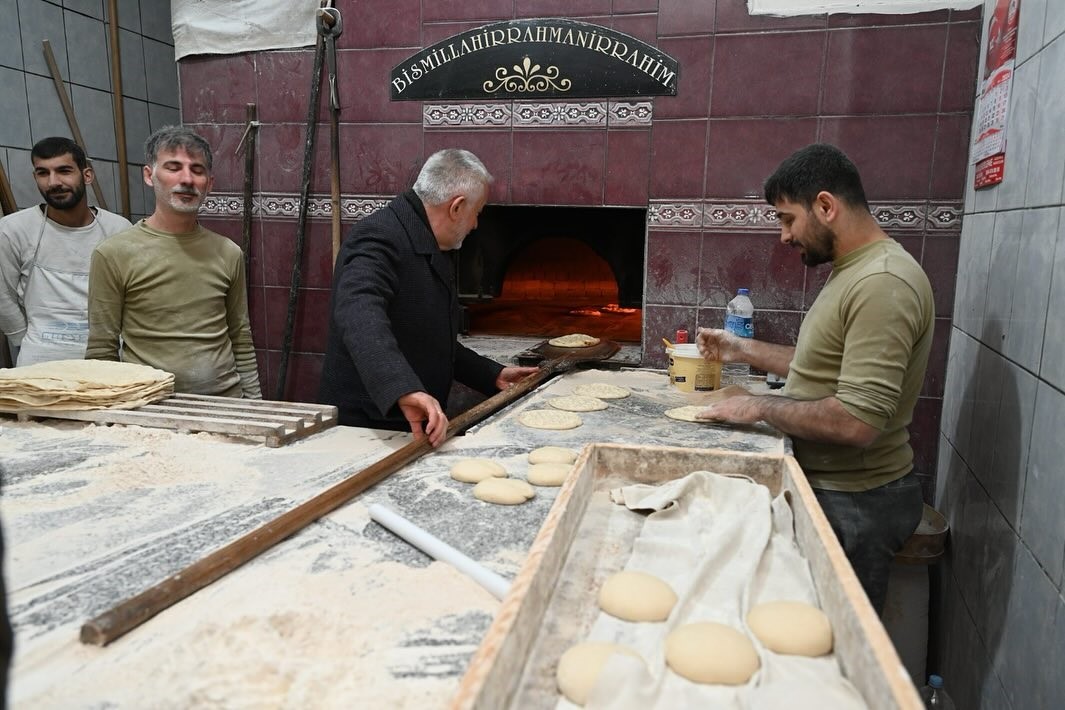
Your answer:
(973, 0), (1021, 190)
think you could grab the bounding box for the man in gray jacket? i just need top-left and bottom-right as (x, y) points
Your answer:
(0, 138), (130, 366)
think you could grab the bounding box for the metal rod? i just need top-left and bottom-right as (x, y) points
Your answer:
(41, 40), (109, 211)
(79, 366), (555, 646)
(240, 103), (258, 282)
(105, 0), (130, 219)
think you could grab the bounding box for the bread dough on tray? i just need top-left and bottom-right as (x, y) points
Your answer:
(528, 446), (578, 464)
(450, 458), (507, 483)
(572, 382), (630, 399)
(547, 333), (600, 348)
(518, 409), (582, 430)
(546, 395), (607, 412)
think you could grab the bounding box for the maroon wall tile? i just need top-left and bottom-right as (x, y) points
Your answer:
(180, 54), (256, 124)
(262, 286), (332, 353)
(705, 118), (818, 198)
(922, 318), (951, 398)
(654, 36), (713, 120)
(282, 352), (325, 403)
(605, 129), (651, 205)
(254, 123), (309, 193)
(951, 7), (982, 22)
(658, 0), (715, 36)
(932, 114), (973, 199)
(649, 119), (707, 198)
(424, 0), (514, 22)
(330, 123), (424, 194)
(332, 49), (425, 123)
(259, 220), (336, 290)
(642, 304), (698, 367)
(254, 349), (271, 397)
(421, 21), (490, 47)
(336, 0), (420, 49)
(613, 0), (658, 14)
(511, 130), (606, 205)
(646, 230), (701, 305)
(828, 9), (951, 28)
(711, 33), (825, 117)
(922, 233), (960, 317)
(715, 0), (826, 32)
(247, 284), (267, 351)
(942, 22), (981, 112)
(823, 25), (949, 115)
(190, 123), (251, 194)
(909, 396), (941, 474)
(697, 306), (803, 346)
(700, 232), (806, 309)
(818, 115), (938, 199)
(515, 0), (612, 19)
(896, 233), (923, 264)
(611, 12), (659, 46)
(255, 50), (314, 124)
(424, 130), (513, 203)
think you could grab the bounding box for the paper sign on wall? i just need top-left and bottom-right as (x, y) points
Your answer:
(972, 0), (1022, 190)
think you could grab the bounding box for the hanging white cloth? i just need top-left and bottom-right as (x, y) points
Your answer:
(172, 0), (319, 60)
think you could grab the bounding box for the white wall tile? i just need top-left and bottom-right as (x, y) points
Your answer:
(18, 0), (67, 77)
(940, 328), (979, 455)
(0, 0), (25, 70)
(117, 28), (146, 100)
(989, 361), (1038, 529)
(992, 545), (1062, 708)
(64, 10), (110, 92)
(953, 466), (992, 614)
(995, 55), (1040, 211)
(4, 147), (38, 208)
(1016, 0), (1048, 64)
(1041, 211), (1065, 389)
(24, 74), (72, 143)
(953, 212), (994, 337)
(1019, 382), (1065, 585)
(143, 37), (178, 107)
(0, 67), (31, 146)
(1005, 207), (1059, 371)
(70, 84), (118, 161)
(982, 209), (1023, 348)
(1025, 35), (1065, 208)
(1045, 0), (1065, 45)
(968, 345), (1006, 486)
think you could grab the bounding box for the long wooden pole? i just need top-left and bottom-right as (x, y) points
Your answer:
(80, 365), (560, 646)
(41, 40), (109, 211)
(0, 160), (16, 216)
(105, 0), (130, 219)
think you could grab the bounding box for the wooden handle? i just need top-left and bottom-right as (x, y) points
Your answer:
(79, 367), (553, 646)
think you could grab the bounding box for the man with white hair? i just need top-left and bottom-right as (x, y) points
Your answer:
(86, 125), (261, 399)
(320, 149), (535, 445)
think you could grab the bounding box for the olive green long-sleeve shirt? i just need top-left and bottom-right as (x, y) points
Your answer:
(86, 220), (261, 398)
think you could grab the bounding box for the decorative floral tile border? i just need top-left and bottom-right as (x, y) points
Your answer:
(649, 199), (963, 232)
(200, 192), (961, 234)
(422, 100), (652, 128)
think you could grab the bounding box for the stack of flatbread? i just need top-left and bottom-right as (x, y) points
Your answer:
(0, 360), (175, 410)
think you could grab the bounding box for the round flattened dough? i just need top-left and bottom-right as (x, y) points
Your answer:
(665, 622), (760, 685)
(450, 458), (507, 483)
(546, 395), (608, 412)
(573, 382), (631, 399)
(548, 333), (600, 348)
(473, 477), (535, 505)
(527, 462), (572, 487)
(746, 600), (833, 657)
(528, 446), (579, 464)
(598, 571), (678, 622)
(556, 641), (643, 706)
(518, 409), (582, 430)
(663, 405), (713, 423)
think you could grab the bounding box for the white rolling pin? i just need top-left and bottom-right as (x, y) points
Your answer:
(367, 504), (511, 601)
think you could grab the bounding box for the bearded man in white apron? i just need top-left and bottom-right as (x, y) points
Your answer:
(0, 138), (131, 366)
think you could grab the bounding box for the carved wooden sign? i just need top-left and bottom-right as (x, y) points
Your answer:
(390, 19), (679, 101)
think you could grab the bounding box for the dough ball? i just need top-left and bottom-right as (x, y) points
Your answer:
(663, 405), (713, 423)
(598, 571), (677, 622)
(573, 382), (631, 399)
(528, 446), (579, 464)
(746, 600), (833, 657)
(556, 641), (643, 706)
(518, 409), (582, 430)
(527, 462), (571, 487)
(548, 333), (600, 348)
(473, 477), (535, 505)
(665, 622), (759, 685)
(450, 458), (507, 483)
(547, 395), (608, 412)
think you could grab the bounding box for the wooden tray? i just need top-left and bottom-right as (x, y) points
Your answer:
(0, 393), (337, 447)
(516, 338), (621, 367)
(451, 443), (921, 710)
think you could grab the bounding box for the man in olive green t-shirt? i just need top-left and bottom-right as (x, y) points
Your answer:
(86, 126), (261, 399)
(696, 144), (933, 613)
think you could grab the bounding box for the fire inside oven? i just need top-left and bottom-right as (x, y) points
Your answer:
(456, 205), (645, 342)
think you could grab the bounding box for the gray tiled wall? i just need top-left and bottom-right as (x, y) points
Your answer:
(936, 0), (1065, 707)
(0, 0), (179, 221)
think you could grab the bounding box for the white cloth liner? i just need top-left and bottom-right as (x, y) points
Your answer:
(172, 0), (319, 60)
(747, 0), (980, 17)
(557, 471), (866, 709)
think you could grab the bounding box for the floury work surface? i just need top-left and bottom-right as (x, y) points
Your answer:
(0, 368), (786, 708)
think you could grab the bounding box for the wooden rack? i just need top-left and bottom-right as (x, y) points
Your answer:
(2, 393), (337, 447)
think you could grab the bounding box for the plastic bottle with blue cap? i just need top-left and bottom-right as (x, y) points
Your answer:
(722, 288), (754, 386)
(919, 675), (956, 710)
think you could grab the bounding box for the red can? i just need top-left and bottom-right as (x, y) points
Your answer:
(675, 329), (689, 344)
